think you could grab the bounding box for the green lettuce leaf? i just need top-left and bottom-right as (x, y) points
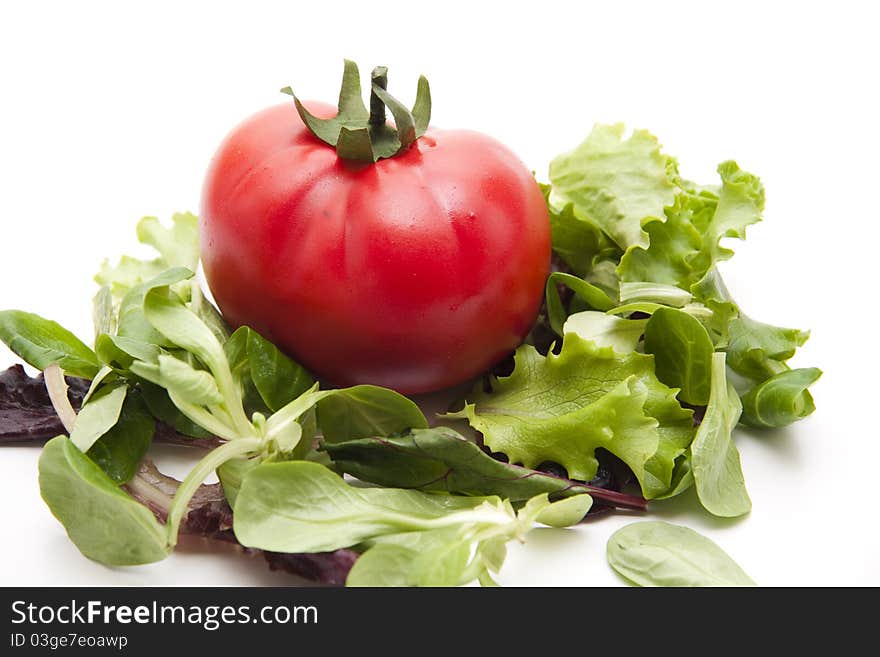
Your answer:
(691, 353), (751, 517)
(726, 314), (810, 382)
(618, 161), (763, 290)
(549, 123), (677, 250)
(740, 368), (822, 428)
(449, 334), (693, 498)
(96, 213), (199, 304)
(542, 183), (619, 278)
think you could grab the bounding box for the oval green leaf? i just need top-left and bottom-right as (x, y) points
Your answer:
(0, 310), (100, 379)
(607, 521), (755, 587)
(644, 307), (714, 405)
(38, 436), (169, 566)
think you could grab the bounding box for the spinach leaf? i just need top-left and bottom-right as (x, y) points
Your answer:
(86, 392), (155, 484)
(69, 383), (128, 453)
(740, 368), (822, 428)
(644, 307), (714, 405)
(317, 385), (427, 443)
(607, 521), (755, 586)
(38, 436), (169, 565)
(322, 426), (645, 510)
(0, 310), (100, 379)
(225, 326), (313, 413)
(691, 353), (751, 517)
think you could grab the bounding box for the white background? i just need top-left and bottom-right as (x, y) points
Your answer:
(1, 0), (878, 586)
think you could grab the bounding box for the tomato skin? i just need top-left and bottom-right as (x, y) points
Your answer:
(200, 102), (550, 394)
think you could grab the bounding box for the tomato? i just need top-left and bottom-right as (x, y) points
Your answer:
(200, 67), (549, 394)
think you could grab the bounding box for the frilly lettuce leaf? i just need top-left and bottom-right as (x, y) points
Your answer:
(542, 183), (620, 279)
(549, 124), (677, 251)
(449, 334), (694, 499)
(95, 212), (200, 303)
(618, 191), (710, 286)
(619, 161), (764, 289)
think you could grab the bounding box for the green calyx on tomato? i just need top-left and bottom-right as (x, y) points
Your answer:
(281, 60), (431, 163)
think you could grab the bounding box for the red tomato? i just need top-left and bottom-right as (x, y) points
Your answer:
(200, 101), (550, 394)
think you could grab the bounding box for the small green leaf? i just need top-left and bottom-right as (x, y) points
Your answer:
(408, 537), (474, 586)
(225, 326), (314, 412)
(86, 392), (155, 484)
(142, 285), (226, 374)
(136, 354), (223, 407)
(92, 286), (116, 339)
(740, 368), (822, 428)
(138, 382), (213, 439)
(70, 383), (128, 453)
(116, 267), (194, 347)
(217, 457), (260, 508)
(318, 385), (428, 443)
(563, 311), (647, 354)
(534, 495), (593, 528)
(0, 310), (100, 379)
(95, 333), (160, 369)
(346, 544), (416, 587)
(691, 353), (751, 517)
(545, 272), (616, 336)
(607, 521), (755, 586)
(39, 436), (169, 566)
(619, 282), (692, 307)
(726, 315), (809, 382)
(644, 307), (715, 405)
(689, 268), (739, 346)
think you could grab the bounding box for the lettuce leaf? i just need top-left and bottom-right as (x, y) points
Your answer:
(618, 161), (764, 289)
(449, 334), (693, 499)
(549, 124), (677, 251)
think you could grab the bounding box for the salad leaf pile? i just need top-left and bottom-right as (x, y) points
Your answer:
(451, 124), (820, 518)
(0, 125), (819, 586)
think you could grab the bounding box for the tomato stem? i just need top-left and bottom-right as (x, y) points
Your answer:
(369, 66), (388, 128)
(281, 61), (432, 163)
